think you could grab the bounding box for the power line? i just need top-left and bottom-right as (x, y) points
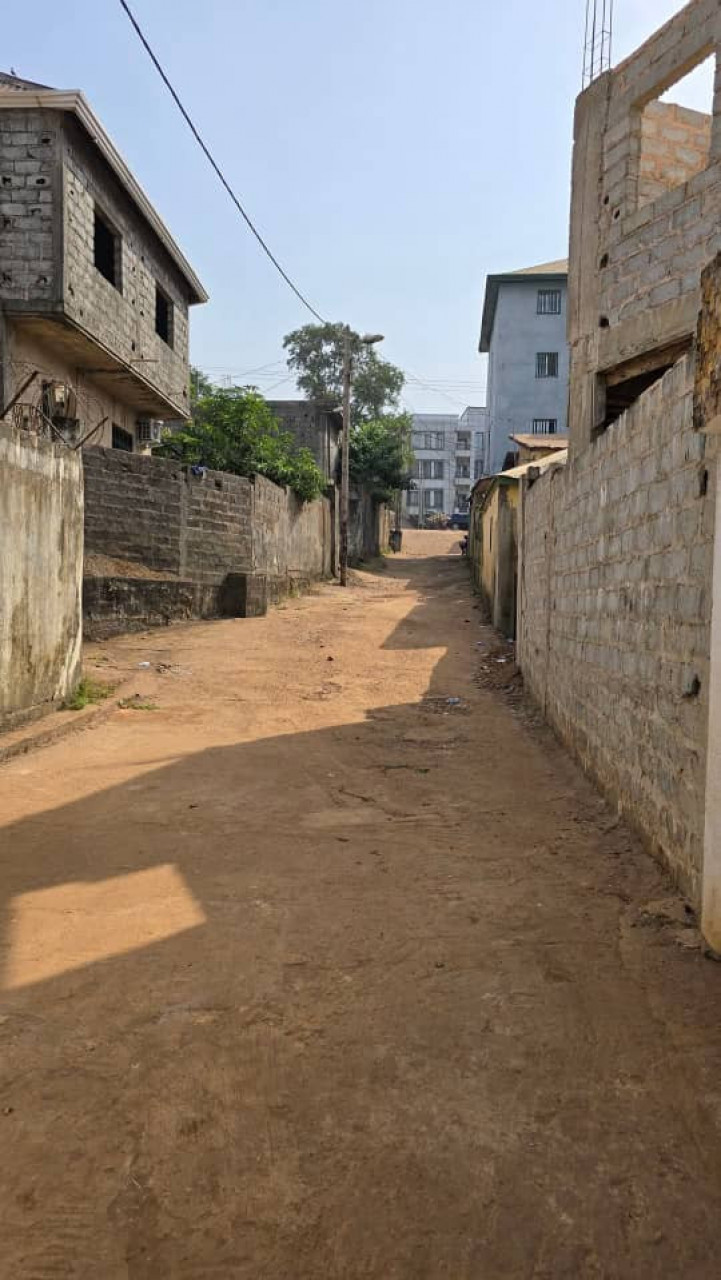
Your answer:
(117, 0), (326, 323)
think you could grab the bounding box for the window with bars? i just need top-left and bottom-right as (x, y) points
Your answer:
(412, 459), (445, 479)
(536, 352), (559, 379)
(426, 489), (444, 509)
(532, 418), (557, 434)
(112, 424), (134, 452)
(537, 289), (561, 315)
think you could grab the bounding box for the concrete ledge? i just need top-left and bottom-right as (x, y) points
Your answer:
(0, 675), (136, 767)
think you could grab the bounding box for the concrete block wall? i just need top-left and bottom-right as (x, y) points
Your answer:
(252, 473), (335, 591)
(185, 471), (253, 584)
(0, 424), (83, 730)
(568, 0), (721, 448)
(638, 102), (712, 207)
(62, 119), (191, 420)
(0, 108), (58, 305)
(84, 447), (335, 595)
(83, 447), (188, 575)
(518, 356), (713, 903)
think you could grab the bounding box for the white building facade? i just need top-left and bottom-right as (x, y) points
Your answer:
(404, 406), (489, 524)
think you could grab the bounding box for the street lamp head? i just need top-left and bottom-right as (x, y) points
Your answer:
(361, 333), (384, 345)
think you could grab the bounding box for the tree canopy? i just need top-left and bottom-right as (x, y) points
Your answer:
(349, 413), (414, 502)
(156, 374), (326, 503)
(283, 323), (405, 426)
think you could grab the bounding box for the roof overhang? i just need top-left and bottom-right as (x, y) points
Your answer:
(0, 86), (208, 305)
(10, 309), (190, 419)
(479, 267), (568, 353)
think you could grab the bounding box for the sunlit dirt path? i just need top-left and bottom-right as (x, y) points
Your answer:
(2, 531), (721, 1278)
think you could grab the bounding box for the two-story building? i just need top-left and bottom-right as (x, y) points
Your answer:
(479, 261), (569, 474)
(0, 73), (207, 450)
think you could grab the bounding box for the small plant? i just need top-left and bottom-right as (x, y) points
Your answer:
(117, 695), (158, 711)
(64, 678), (113, 711)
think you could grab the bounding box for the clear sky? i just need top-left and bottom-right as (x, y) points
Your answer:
(3, 0), (715, 413)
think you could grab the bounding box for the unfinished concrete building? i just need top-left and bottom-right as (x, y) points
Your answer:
(0, 73), (207, 450)
(515, 0), (721, 947)
(569, 0), (720, 443)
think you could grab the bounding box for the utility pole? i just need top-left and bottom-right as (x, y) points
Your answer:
(339, 327), (385, 587)
(339, 326), (352, 587)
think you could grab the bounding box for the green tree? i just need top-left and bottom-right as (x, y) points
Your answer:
(156, 382), (325, 503)
(283, 322), (405, 426)
(349, 413), (414, 502)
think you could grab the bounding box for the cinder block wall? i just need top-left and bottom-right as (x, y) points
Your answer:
(252, 474), (334, 585)
(62, 118), (191, 419)
(638, 102), (712, 208)
(84, 447), (189, 575)
(0, 108), (58, 307)
(518, 357), (713, 903)
(568, 0), (721, 448)
(84, 447), (334, 590)
(0, 424), (83, 730)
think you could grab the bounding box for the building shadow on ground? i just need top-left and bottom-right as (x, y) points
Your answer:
(2, 546), (721, 1278)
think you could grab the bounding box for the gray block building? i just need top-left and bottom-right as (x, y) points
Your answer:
(0, 72), (207, 452)
(266, 400), (342, 483)
(479, 261), (569, 474)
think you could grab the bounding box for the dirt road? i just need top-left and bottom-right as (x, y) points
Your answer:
(2, 531), (721, 1277)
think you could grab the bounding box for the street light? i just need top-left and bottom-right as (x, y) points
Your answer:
(339, 327), (384, 587)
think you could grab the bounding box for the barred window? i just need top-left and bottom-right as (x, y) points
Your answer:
(536, 352), (559, 378)
(537, 289), (561, 315)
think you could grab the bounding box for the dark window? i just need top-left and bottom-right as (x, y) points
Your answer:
(532, 418), (557, 434)
(536, 352), (559, 379)
(155, 284), (173, 346)
(94, 207), (120, 289)
(112, 424), (134, 452)
(537, 289), (562, 315)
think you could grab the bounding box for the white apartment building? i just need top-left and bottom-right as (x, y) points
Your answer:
(404, 407), (489, 524)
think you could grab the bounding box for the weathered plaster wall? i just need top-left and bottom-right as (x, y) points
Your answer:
(6, 323), (143, 448)
(252, 474), (336, 594)
(0, 424), (83, 730)
(518, 357), (713, 903)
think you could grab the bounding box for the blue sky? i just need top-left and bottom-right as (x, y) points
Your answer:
(4, 0), (715, 412)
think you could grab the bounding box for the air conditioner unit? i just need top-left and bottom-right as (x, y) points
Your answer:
(137, 419), (164, 445)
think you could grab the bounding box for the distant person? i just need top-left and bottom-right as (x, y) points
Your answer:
(460, 536), (468, 557)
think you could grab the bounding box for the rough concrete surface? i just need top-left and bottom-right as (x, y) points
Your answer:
(2, 531), (721, 1278)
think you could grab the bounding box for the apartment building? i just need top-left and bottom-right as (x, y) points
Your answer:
(479, 261), (569, 474)
(404, 406), (488, 523)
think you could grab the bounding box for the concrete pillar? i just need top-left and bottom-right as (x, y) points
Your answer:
(703, 457), (721, 950)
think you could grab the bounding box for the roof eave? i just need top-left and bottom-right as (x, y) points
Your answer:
(479, 269), (569, 352)
(0, 87), (208, 305)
